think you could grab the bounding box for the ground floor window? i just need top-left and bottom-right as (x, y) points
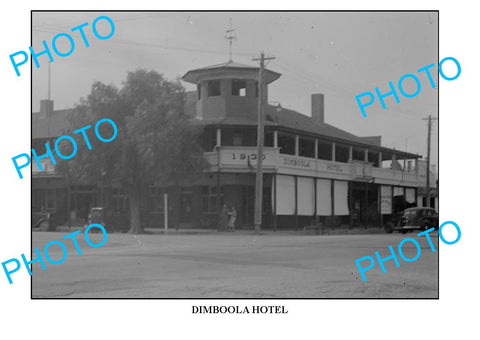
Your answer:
(32, 188), (56, 212)
(201, 186), (223, 213)
(297, 177), (315, 215)
(275, 175), (296, 214)
(112, 188), (128, 214)
(334, 180), (349, 215)
(316, 179), (332, 216)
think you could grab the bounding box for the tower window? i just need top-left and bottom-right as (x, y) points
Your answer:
(208, 80), (221, 97)
(232, 79), (246, 96)
(233, 130), (242, 146)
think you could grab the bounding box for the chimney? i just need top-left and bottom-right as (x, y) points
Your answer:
(311, 93), (324, 125)
(40, 99), (54, 119)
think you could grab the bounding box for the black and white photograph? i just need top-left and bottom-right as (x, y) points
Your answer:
(4, 1), (480, 339)
(29, 11), (439, 299)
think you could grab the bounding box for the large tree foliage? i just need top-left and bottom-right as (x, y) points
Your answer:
(58, 69), (206, 233)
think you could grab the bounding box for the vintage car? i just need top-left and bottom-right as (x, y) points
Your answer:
(86, 207), (129, 233)
(385, 207), (438, 234)
(32, 211), (56, 231)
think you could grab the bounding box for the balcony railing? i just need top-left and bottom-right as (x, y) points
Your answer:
(204, 146), (425, 187)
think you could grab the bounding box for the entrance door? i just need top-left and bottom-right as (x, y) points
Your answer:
(241, 186), (255, 226)
(180, 191), (193, 223)
(351, 182), (379, 226)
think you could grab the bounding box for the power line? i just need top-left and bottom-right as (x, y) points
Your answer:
(32, 27), (256, 58)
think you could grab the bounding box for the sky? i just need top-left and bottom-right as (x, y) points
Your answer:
(31, 11), (438, 166)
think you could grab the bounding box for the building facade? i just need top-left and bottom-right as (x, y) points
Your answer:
(32, 60), (438, 230)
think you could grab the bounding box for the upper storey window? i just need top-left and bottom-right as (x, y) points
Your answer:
(208, 80), (221, 97)
(232, 79), (246, 96)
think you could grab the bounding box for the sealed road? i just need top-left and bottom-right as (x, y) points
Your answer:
(31, 230), (438, 298)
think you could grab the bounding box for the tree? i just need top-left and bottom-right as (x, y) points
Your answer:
(58, 69), (206, 234)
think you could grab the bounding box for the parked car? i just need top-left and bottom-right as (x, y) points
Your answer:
(86, 207), (129, 233)
(385, 207), (438, 234)
(87, 207), (110, 232)
(32, 211), (56, 231)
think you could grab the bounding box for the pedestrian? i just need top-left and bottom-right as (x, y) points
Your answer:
(218, 204), (228, 232)
(226, 206), (237, 232)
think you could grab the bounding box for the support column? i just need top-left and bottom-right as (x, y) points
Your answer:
(365, 182), (369, 229)
(348, 181), (353, 230)
(378, 186), (383, 229)
(273, 130), (278, 148)
(314, 138), (318, 159)
(330, 179), (335, 229)
(66, 170), (71, 229)
(164, 193), (168, 233)
(273, 172), (277, 232)
(378, 152), (383, 168)
(391, 185), (394, 214)
(216, 128), (221, 147)
(364, 148), (368, 162)
(415, 187), (418, 207)
(349, 146), (353, 162)
(314, 178), (318, 234)
(332, 142), (336, 162)
(294, 175), (298, 231)
(295, 135), (299, 156)
(216, 145), (221, 231)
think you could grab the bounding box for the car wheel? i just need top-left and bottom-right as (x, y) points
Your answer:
(422, 221), (430, 231)
(39, 220), (49, 231)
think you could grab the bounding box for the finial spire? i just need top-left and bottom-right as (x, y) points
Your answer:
(224, 18), (236, 62)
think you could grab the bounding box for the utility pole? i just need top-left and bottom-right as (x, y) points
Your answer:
(253, 52), (275, 233)
(47, 61), (52, 137)
(422, 115), (437, 207)
(48, 61), (51, 100)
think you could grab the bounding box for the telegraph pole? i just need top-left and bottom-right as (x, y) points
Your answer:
(423, 115), (437, 207)
(253, 52), (275, 233)
(48, 61), (51, 100)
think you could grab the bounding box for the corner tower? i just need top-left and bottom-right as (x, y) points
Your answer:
(182, 60), (281, 120)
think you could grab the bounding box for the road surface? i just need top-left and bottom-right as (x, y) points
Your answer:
(31, 229), (438, 298)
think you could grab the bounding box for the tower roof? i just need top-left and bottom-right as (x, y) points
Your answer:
(182, 60), (281, 84)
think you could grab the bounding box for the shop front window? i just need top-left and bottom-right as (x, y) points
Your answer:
(202, 186), (224, 213)
(112, 188), (127, 214)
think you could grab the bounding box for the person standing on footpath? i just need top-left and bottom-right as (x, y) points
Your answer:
(226, 206), (237, 232)
(218, 204), (229, 232)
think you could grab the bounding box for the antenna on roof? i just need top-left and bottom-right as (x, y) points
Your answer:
(224, 18), (237, 62)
